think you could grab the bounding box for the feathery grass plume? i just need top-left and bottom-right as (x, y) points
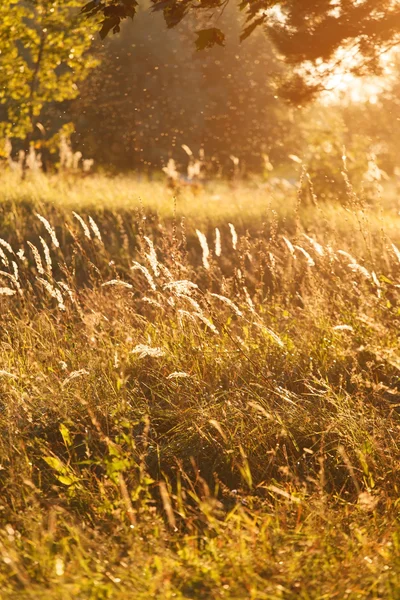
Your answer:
(391, 243), (400, 264)
(102, 280), (133, 289)
(177, 309), (197, 325)
(196, 229), (210, 270)
(142, 296), (163, 309)
(229, 223), (238, 250)
(11, 262), (22, 295)
(88, 216), (102, 242)
(0, 248), (9, 267)
(17, 248), (26, 262)
(294, 245), (315, 267)
(36, 214), (60, 248)
(167, 371), (190, 379)
(333, 325), (354, 332)
(302, 234), (325, 257)
(175, 293), (203, 313)
(348, 263), (371, 279)
(62, 369), (89, 387)
(162, 158), (179, 181)
(164, 280), (198, 295)
(12, 262), (19, 281)
(337, 250), (356, 262)
(158, 263), (174, 282)
(371, 271), (381, 288)
(243, 287), (255, 312)
(131, 262), (157, 291)
(37, 278), (66, 311)
(282, 236), (296, 257)
(337, 250), (371, 279)
(0, 287), (16, 296)
(268, 251), (276, 271)
(0, 271), (22, 296)
(181, 144), (193, 157)
(39, 237), (52, 273)
(143, 236), (160, 277)
(131, 344), (165, 359)
(0, 370), (17, 379)
(255, 323), (285, 348)
(371, 271), (382, 297)
(194, 312), (219, 334)
(215, 228), (222, 257)
(210, 293), (243, 317)
(167, 296), (176, 307)
(0, 239), (14, 254)
(72, 212), (91, 239)
(57, 281), (75, 304)
(27, 242), (45, 275)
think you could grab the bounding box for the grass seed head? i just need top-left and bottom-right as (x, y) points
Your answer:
(73, 212), (91, 239)
(144, 236), (160, 277)
(229, 223), (238, 250)
(131, 344), (165, 359)
(196, 229), (210, 270)
(27, 242), (45, 275)
(36, 214), (60, 248)
(39, 236), (52, 273)
(0, 239), (14, 254)
(131, 262), (157, 291)
(102, 280), (133, 289)
(215, 227), (222, 257)
(88, 215), (103, 242)
(0, 287), (16, 296)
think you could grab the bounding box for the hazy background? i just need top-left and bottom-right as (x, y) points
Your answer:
(23, 1), (400, 191)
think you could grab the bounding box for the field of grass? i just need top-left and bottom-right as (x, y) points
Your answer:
(1, 171), (400, 599)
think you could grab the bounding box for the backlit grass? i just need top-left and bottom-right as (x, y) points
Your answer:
(0, 172), (400, 599)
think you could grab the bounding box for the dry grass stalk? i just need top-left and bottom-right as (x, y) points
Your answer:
(196, 229), (210, 270)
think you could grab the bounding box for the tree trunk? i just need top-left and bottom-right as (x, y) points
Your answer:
(22, 28), (47, 179)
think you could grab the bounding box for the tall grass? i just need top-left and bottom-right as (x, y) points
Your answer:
(0, 172), (400, 598)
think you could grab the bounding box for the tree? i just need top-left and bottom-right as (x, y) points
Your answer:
(72, 2), (300, 173)
(0, 0), (98, 148)
(80, 0), (400, 101)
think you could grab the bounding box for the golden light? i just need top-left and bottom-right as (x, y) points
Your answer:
(304, 45), (399, 105)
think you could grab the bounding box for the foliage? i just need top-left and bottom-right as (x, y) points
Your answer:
(73, 3), (300, 173)
(295, 105), (377, 201)
(0, 172), (400, 596)
(80, 0), (400, 101)
(0, 0), (98, 142)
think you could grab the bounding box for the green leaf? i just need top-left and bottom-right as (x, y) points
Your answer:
(195, 28), (225, 51)
(60, 423), (72, 448)
(43, 456), (66, 473)
(57, 475), (76, 486)
(381, 275), (395, 285)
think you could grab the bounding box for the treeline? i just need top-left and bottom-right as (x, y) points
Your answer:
(3, 1), (400, 183)
(68, 4), (301, 174)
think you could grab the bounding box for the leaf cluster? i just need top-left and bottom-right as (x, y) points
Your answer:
(80, 0), (400, 102)
(0, 0), (98, 140)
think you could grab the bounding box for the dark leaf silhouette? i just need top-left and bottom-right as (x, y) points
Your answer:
(195, 28), (225, 51)
(100, 16), (120, 39)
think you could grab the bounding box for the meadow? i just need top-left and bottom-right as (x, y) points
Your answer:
(0, 170), (400, 599)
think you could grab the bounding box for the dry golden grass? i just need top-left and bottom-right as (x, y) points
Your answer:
(0, 172), (400, 598)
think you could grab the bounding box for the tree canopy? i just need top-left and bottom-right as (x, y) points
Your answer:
(0, 0), (98, 141)
(73, 2), (299, 173)
(81, 0), (400, 100)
